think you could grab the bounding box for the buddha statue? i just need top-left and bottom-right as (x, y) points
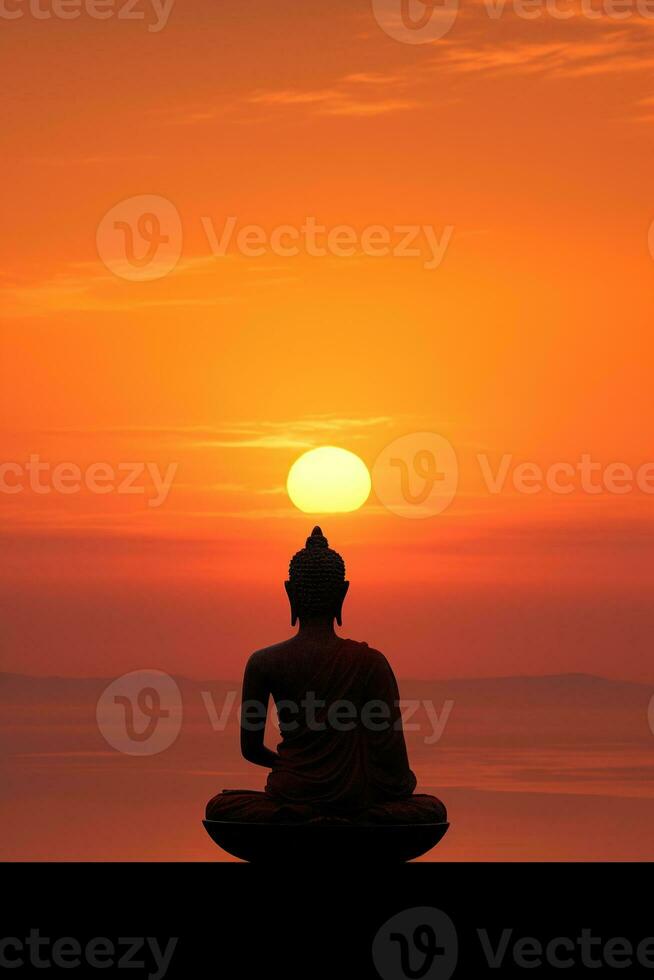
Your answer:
(206, 527), (447, 828)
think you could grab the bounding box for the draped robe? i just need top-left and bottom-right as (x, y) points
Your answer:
(206, 637), (446, 825)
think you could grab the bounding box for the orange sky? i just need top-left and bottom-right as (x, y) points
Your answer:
(2, 0), (654, 679)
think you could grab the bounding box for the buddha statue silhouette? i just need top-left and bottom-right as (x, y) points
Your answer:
(206, 526), (447, 834)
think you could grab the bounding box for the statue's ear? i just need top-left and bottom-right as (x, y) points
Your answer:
(335, 580), (350, 627)
(284, 580), (298, 626)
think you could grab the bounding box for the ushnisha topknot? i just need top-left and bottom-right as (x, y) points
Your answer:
(288, 526), (345, 616)
(304, 526), (329, 550)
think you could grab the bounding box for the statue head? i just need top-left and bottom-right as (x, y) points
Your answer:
(285, 526), (350, 627)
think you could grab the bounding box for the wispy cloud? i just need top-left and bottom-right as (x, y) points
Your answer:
(342, 72), (407, 85)
(162, 69), (420, 125)
(247, 82), (420, 117)
(0, 262), (218, 318)
(242, 26), (654, 123)
(436, 31), (654, 78)
(320, 97), (420, 117)
(249, 88), (343, 107)
(199, 434), (314, 450)
(160, 20), (654, 131)
(629, 93), (654, 122)
(0, 255), (296, 319)
(33, 153), (158, 167)
(43, 415), (394, 450)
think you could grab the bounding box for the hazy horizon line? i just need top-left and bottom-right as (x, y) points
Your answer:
(2, 669), (651, 688)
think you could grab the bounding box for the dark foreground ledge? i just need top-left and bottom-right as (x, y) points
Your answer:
(3, 864), (654, 978)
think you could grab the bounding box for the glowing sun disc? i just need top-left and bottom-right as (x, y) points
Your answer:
(287, 447), (371, 514)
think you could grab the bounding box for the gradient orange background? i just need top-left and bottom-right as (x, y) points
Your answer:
(2, 0), (654, 682)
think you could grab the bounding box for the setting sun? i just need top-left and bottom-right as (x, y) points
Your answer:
(286, 447), (371, 514)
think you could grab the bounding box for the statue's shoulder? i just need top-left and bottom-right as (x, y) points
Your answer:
(343, 640), (398, 690)
(246, 638), (295, 670)
(343, 638), (388, 667)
